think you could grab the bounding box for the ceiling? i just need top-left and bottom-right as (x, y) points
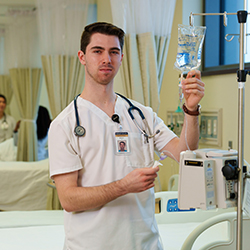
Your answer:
(0, 0), (35, 26)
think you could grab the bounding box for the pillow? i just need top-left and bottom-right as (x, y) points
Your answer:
(0, 138), (17, 161)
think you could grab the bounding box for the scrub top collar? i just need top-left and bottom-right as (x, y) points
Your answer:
(76, 94), (122, 125)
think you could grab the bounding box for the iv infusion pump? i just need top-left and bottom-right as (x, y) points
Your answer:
(178, 149), (239, 210)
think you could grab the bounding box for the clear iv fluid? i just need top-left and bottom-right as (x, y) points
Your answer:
(174, 24), (206, 112)
(176, 38), (202, 72)
(175, 25), (206, 74)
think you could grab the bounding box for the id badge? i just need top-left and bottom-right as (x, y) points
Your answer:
(115, 132), (130, 154)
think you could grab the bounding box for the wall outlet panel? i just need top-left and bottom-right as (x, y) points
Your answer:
(199, 109), (222, 147)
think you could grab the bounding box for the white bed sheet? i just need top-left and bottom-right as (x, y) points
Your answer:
(0, 210), (64, 228)
(1, 221), (228, 250)
(0, 225), (64, 250)
(0, 208), (230, 250)
(158, 223), (200, 250)
(158, 221), (228, 250)
(0, 210), (65, 250)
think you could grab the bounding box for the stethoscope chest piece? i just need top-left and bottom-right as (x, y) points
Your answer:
(1, 114), (8, 130)
(74, 125), (86, 137)
(1, 121), (8, 130)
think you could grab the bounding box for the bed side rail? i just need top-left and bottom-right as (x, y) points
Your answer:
(181, 211), (250, 250)
(155, 191), (235, 224)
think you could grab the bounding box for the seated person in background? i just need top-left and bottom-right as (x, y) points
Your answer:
(0, 105), (51, 161)
(36, 106), (51, 161)
(0, 94), (19, 143)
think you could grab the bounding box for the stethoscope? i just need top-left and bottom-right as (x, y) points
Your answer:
(1, 114), (8, 130)
(73, 93), (160, 142)
(74, 94), (86, 137)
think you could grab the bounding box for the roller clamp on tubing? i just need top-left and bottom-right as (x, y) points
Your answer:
(182, 103), (201, 116)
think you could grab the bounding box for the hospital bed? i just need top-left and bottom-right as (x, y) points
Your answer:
(0, 158), (62, 211)
(155, 191), (250, 250)
(0, 191), (250, 250)
(0, 159), (49, 211)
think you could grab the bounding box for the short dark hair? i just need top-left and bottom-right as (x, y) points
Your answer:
(80, 22), (125, 53)
(0, 94), (7, 104)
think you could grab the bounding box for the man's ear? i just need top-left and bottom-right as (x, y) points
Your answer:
(78, 50), (86, 65)
(120, 53), (124, 65)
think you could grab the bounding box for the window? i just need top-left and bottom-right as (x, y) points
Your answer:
(203, 0), (250, 74)
(87, 3), (97, 25)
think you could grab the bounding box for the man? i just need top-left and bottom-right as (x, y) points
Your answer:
(49, 22), (204, 250)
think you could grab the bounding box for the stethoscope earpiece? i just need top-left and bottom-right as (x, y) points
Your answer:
(147, 129), (160, 138)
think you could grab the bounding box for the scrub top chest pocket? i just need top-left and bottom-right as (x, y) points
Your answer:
(125, 132), (154, 169)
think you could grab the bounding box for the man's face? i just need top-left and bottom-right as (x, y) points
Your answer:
(120, 142), (125, 151)
(79, 33), (123, 85)
(0, 97), (6, 113)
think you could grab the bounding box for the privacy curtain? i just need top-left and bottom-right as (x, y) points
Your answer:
(36, 0), (96, 209)
(9, 68), (43, 161)
(36, 0), (96, 118)
(0, 35), (4, 74)
(0, 75), (13, 114)
(5, 9), (42, 161)
(41, 55), (85, 118)
(0, 31), (13, 114)
(110, 0), (176, 112)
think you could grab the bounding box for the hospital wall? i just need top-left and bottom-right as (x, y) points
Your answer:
(159, 0), (250, 190)
(8, 0), (250, 191)
(97, 0), (250, 190)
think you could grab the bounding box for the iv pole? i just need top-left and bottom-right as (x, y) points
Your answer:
(189, 10), (249, 250)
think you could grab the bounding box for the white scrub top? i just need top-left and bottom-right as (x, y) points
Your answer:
(0, 114), (16, 143)
(49, 95), (177, 250)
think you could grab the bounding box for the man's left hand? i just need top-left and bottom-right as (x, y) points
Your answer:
(181, 70), (205, 111)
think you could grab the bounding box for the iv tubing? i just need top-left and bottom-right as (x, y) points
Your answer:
(160, 112), (192, 163)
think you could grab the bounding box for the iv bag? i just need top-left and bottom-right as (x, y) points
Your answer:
(174, 24), (206, 73)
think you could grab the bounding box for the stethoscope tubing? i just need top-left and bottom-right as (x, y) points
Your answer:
(74, 94), (81, 127)
(73, 93), (159, 139)
(116, 93), (159, 139)
(116, 93), (145, 120)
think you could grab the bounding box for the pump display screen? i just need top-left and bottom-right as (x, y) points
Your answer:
(184, 160), (203, 167)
